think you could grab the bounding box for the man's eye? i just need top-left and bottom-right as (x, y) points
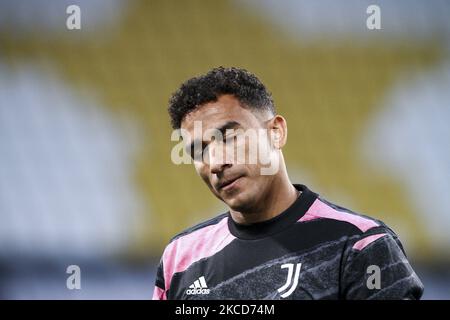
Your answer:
(224, 134), (237, 143)
(191, 143), (208, 160)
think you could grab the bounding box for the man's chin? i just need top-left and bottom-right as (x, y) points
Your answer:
(223, 194), (253, 213)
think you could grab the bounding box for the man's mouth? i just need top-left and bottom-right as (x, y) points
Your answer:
(217, 175), (244, 191)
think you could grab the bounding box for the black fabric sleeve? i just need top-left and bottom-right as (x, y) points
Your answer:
(340, 228), (424, 300)
(152, 258), (166, 300)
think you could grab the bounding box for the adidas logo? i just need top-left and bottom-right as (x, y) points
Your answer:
(185, 276), (210, 295)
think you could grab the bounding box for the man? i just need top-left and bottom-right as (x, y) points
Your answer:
(152, 67), (424, 300)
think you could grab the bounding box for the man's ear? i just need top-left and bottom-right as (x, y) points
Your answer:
(268, 115), (287, 149)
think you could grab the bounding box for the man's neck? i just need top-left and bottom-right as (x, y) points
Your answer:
(229, 177), (299, 225)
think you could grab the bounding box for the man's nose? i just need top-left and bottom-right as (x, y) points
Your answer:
(208, 142), (231, 174)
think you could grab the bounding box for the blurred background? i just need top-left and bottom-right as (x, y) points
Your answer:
(0, 0), (449, 299)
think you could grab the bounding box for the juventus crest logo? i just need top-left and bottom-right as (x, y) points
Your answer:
(277, 263), (302, 298)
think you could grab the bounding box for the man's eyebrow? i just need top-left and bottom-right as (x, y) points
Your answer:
(186, 121), (242, 155)
(216, 120), (242, 135)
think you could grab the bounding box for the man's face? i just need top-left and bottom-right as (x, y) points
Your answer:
(180, 95), (277, 212)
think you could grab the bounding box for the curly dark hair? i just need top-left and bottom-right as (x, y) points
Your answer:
(168, 67), (276, 129)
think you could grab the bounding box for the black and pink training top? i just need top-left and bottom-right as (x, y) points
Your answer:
(153, 184), (424, 300)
